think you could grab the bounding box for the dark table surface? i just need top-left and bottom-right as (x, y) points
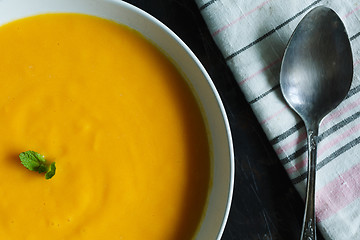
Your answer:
(123, 1), (325, 239)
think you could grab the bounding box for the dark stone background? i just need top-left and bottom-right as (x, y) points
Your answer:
(123, 1), (325, 239)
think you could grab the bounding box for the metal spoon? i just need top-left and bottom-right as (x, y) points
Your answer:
(280, 6), (353, 240)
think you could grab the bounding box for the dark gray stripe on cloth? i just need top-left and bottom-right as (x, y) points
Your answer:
(199, 0), (218, 11)
(225, 0), (322, 61)
(292, 136), (360, 184)
(247, 32), (360, 105)
(280, 110), (360, 164)
(248, 84), (280, 104)
(269, 84), (360, 146)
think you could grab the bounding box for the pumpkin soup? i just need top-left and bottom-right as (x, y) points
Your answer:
(0, 13), (210, 240)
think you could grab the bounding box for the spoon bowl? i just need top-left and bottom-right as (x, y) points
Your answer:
(280, 6), (353, 240)
(281, 7), (353, 126)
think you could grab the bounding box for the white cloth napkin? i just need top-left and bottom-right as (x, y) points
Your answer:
(194, 0), (360, 239)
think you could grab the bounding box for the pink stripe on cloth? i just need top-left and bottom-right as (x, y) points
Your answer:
(275, 131), (307, 155)
(343, 5), (360, 19)
(260, 72), (360, 129)
(353, 58), (360, 67)
(277, 94), (360, 159)
(321, 96), (360, 126)
(212, 0), (273, 36)
(287, 158), (307, 174)
(316, 162), (360, 222)
(239, 57), (281, 85)
(286, 122), (360, 174)
(260, 105), (288, 125)
(318, 122), (360, 155)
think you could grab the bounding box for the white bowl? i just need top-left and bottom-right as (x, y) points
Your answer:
(0, 0), (234, 239)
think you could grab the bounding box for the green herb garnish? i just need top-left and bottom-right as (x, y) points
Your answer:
(19, 150), (56, 179)
(45, 162), (56, 180)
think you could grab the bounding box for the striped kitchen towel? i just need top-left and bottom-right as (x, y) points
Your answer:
(195, 0), (360, 239)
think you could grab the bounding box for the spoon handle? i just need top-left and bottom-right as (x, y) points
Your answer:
(300, 127), (318, 240)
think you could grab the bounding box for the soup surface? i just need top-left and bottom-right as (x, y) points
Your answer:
(0, 13), (210, 240)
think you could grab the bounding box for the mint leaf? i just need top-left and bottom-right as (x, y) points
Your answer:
(45, 162), (56, 180)
(19, 150), (56, 179)
(19, 151), (46, 172)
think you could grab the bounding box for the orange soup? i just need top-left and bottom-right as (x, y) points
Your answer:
(0, 14), (210, 240)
